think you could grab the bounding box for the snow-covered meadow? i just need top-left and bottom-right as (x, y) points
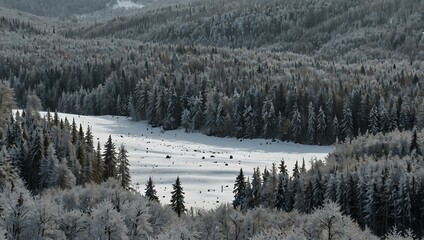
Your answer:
(44, 112), (333, 209)
(112, 0), (144, 9)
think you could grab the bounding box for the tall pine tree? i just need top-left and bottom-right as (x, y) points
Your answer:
(170, 176), (186, 217)
(102, 135), (117, 180)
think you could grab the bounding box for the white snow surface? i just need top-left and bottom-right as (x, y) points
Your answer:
(42, 112), (333, 209)
(112, 0), (144, 9)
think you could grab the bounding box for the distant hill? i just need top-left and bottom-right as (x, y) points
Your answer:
(0, 0), (152, 19)
(65, 0), (424, 61)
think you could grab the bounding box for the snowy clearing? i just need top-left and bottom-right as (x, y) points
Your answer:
(112, 0), (144, 9)
(41, 112), (333, 209)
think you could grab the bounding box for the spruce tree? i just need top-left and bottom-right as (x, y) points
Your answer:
(410, 128), (421, 156)
(102, 135), (117, 180)
(368, 105), (380, 135)
(307, 102), (316, 144)
(233, 168), (247, 209)
(274, 174), (287, 211)
(28, 132), (44, 192)
(93, 141), (104, 184)
(145, 177), (159, 202)
(117, 144), (131, 189)
(317, 106), (327, 145)
(170, 176), (186, 217)
(291, 104), (302, 143)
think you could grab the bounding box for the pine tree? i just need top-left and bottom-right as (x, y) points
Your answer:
(233, 168), (247, 209)
(28, 131), (44, 192)
(342, 105), (353, 140)
(85, 126), (94, 152)
(251, 167), (261, 207)
(333, 115), (340, 141)
(293, 161), (300, 179)
(145, 177), (159, 202)
(92, 141), (104, 184)
(274, 174), (288, 211)
(181, 108), (192, 132)
(215, 97), (226, 136)
(0, 80), (16, 130)
(171, 176), (186, 217)
(410, 128), (421, 156)
(279, 159), (288, 176)
(71, 118), (78, 144)
(317, 106), (327, 145)
(244, 104), (255, 139)
(307, 102), (316, 144)
(368, 105), (380, 135)
(291, 104), (302, 143)
(416, 101), (424, 131)
(102, 135), (117, 180)
(38, 144), (57, 189)
(117, 144), (131, 189)
(191, 94), (204, 130)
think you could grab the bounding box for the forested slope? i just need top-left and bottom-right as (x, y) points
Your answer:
(1, 11), (423, 145)
(67, 0), (424, 61)
(1, 0), (424, 238)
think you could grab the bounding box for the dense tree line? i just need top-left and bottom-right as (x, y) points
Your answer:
(69, 0), (424, 61)
(0, 80), (132, 193)
(0, 155), (416, 239)
(0, 0), (117, 18)
(1, 14), (423, 145)
(233, 129), (424, 237)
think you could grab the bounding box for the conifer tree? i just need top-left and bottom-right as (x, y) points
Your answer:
(291, 104), (302, 143)
(233, 168), (247, 209)
(317, 106), (326, 145)
(368, 105), (380, 135)
(279, 159), (288, 176)
(28, 131), (44, 192)
(274, 174), (287, 211)
(145, 177), (159, 202)
(342, 105), (353, 140)
(102, 135), (117, 180)
(170, 176), (186, 217)
(410, 128), (421, 156)
(85, 126), (94, 152)
(117, 144), (131, 189)
(92, 141), (104, 184)
(251, 167), (261, 207)
(0, 80), (16, 130)
(307, 102), (316, 144)
(71, 118), (78, 144)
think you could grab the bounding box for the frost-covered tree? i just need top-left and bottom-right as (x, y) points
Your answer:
(317, 106), (327, 145)
(307, 102), (316, 144)
(342, 103), (353, 140)
(121, 198), (152, 239)
(145, 177), (159, 202)
(89, 200), (129, 240)
(368, 105), (380, 135)
(117, 144), (131, 189)
(181, 108), (192, 132)
(0, 80), (16, 129)
(233, 169), (247, 209)
(291, 104), (302, 143)
(92, 141), (104, 184)
(102, 135), (117, 180)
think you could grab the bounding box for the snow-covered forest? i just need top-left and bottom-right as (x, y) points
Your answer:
(1, 0), (424, 238)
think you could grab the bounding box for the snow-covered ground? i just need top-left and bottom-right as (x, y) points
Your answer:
(43, 112), (333, 209)
(112, 0), (144, 9)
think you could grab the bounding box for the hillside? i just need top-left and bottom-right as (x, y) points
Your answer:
(1, 0), (424, 238)
(65, 0), (424, 61)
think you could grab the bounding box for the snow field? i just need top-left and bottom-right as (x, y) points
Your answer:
(46, 112), (333, 209)
(112, 0), (144, 9)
